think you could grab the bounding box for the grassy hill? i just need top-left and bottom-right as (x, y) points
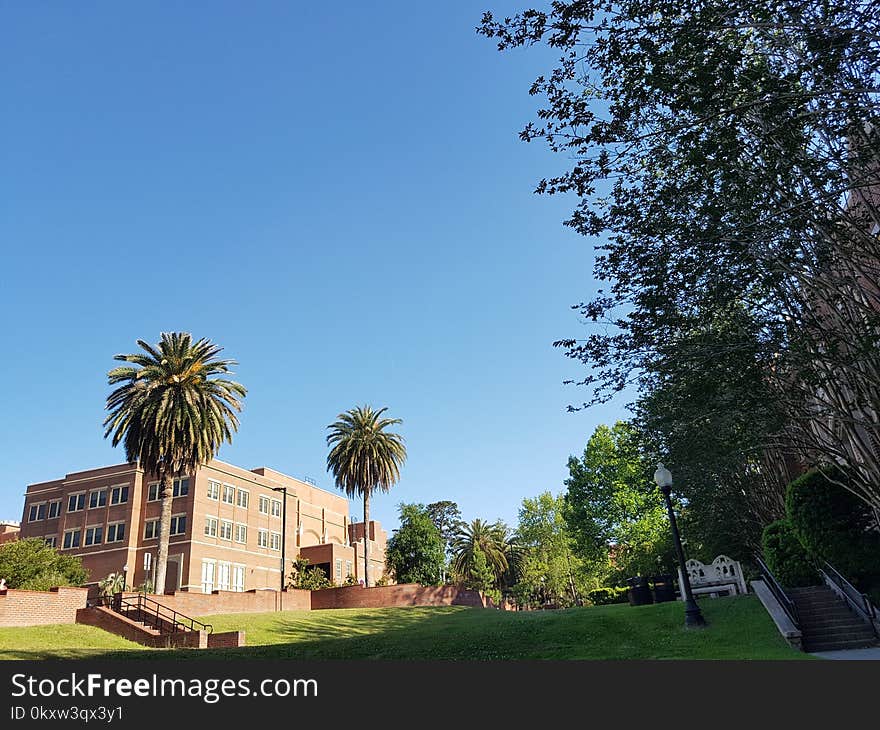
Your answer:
(0, 595), (808, 660)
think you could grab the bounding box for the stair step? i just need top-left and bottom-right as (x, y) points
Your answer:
(807, 639), (878, 652)
(805, 627), (875, 640)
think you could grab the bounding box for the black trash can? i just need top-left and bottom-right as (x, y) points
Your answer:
(650, 574), (676, 603)
(626, 576), (653, 606)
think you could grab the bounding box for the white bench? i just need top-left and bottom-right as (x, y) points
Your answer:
(677, 555), (748, 599)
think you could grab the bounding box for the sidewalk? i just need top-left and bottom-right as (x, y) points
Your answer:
(812, 646), (880, 660)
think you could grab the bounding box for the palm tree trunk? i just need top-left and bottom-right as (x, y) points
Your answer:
(363, 491), (370, 588)
(153, 472), (174, 595)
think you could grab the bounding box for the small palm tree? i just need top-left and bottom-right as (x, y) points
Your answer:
(451, 519), (513, 588)
(104, 332), (246, 595)
(326, 405), (406, 587)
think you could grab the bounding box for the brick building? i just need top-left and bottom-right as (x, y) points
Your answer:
(18, 460), (387, 593)
(0, 521), (20, 545)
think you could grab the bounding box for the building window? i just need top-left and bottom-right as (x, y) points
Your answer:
(236, 489), (249, 509)
(271, 499), (282, 518)
(335, 559), (342, 581)
(234, 523), (247, 544)
(28, 503), (46, 522)
(257, 529), (269, 548)
(170, 515), (186, 536)
(269, 531), (281, 551)
(144, 519), (159, 540)
(44, 535), (57, 548)
(207, 480), (220, 500)
(109, 485), (129, 505)
(219, 520), (233, 541)
(47, 500), (61, 519)
(205, 516), (218, 538)
(106, 522), (126, 543)
(232, 565), (245, 592)
(147, 483), (160, 502)
(84, 526), (103, 546)
(258, 496), (270, 515)
(217, 562), (231, 591)
(346, 560), (352, 577)
(172, 477), (189, 498)
(222, 485), (235, 504)
(201, 560), (215, 593)
(67, 493), (85, 513)
(89, 489), (107, 509)
(62, 529), (81, 549)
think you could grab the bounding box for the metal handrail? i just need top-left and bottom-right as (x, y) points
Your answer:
(112, 593), (213, 635)
(820, 561), (878, 637)
(755, 555), (800, 629)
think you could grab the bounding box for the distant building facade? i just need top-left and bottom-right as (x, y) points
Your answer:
(18, 460), (387, 593)
(0, 521), (20, 545)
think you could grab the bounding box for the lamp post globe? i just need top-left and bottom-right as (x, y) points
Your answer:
(653, 463), (706, 628)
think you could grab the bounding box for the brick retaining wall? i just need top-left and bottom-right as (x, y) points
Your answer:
(310, 584), (486, 610)
(125, 588), (311, 617)
(0, 587), (89, 627)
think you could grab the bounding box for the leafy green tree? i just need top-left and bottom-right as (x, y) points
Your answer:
(287, 557), (332, 590)
(479, 2), (880, 514)
(564, 423), (675, 582)
(761, 520), (819, 588)
(104, 332), (246, 595)
(0, 538), (88, 590)
(425, 501), (463, 555)
(515, 492), (592, 606)
(386, 503), (446, 586)
(464, 546), (496, 594)
(326, 405), (407, 587)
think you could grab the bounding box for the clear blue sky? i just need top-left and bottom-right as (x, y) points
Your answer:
(0, 2), (628, 532)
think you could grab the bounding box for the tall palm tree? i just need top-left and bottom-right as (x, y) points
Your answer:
(451, 519), (513, 588)
(104, 332), (246, 595)
(326, 405), (406, 587)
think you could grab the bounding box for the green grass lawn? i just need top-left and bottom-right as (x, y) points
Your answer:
(0, 595), (808, 660)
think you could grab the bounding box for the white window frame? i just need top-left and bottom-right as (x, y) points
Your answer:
(88, 489), (107, 510)
(257, 529), (269, 548)
(258, 495), (270, 515)
(172, 477), (189, 498)
(217, 562), (231, 592)
(221, 484), (235, 504)
(234, 523), (247, 544)
(67, 492), (86, 513)
(170, 513), (186, 536)
(62, 529), (81, 549)
(109, 484), (129, 505)
(44, 535), (57, 548)
(84, 525), (103, 546)
(47, 500), (62, 519)
(346, 560), (352, 577)
(236, 489), (249, 509)
(207, 480), (220, 501)
(144, 519), (159, 540)
(270, 499), (282, 518)
(336, 559), (342, 581)
(201, 560), (216, 593)
(232, 564), (245, 592)
(269, 531), (281, 551)
(28, 502), (46, 522)
(147, 482), (160, 502)
(106, 521), (126, 543)
(219, 519), (233, 541)
(205, 516), (218, 538)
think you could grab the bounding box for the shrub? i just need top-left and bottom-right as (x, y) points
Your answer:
(761, 520), (819, 588)
(0, 538), (88, 589)
(587, 586), (629, 605)
(287, 558), (332, 590)
(786, 466), (880, 582)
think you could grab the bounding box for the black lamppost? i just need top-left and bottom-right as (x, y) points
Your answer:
(653, 463), (706, 628)
(270, 486), (288, 593)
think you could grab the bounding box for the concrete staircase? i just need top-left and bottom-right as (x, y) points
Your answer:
(789, 586), (878, 652)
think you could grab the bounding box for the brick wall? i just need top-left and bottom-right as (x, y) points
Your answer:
(207, 630), (246, 648)
(75, 607), (208, 648)
(310, 584), (485, 610)
(0, 587), (89, 627)
(127, 588), (311, 617)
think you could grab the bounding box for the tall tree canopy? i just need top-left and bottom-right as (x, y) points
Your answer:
(104, 332), (246, 594)
(480, 1), (880, 514)
(326, 405), (406, 587)
(385, 503), (446, 586)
